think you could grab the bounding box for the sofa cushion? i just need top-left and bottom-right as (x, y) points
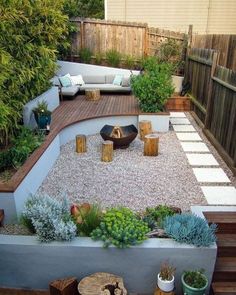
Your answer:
(70, 75), (85, 86)
(105, 75), (115, 84)
(61, 86), (79, 96)
(59, 74), (72, 87)
(83, 75), (105, 84)
(113, 74), (123, 86)
(121, 76), (131, 87)
(80, 84), (131, 92)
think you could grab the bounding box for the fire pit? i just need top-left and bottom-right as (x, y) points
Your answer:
(100, 125), (138, 149)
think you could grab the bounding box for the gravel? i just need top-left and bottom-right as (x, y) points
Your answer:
(37, 128), (207, 212)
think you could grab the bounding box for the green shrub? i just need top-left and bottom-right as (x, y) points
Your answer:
(79, 48), (92, 63)
(131, 58), (174, 112)
(91, 207), (149, 248)
(106, 50), (121, 67)
(143, 205), (176, 229)
(0, 150), (12, 173)
(124, 55), (135, 69)
(183, 270), (207, 289)
(164, 214), (217, 247)
(94, 52), (104, 65)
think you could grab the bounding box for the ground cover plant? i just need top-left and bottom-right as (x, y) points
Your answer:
(182, 269), (208, 289)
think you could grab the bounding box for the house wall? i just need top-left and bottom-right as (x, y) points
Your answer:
(105, 0), (236, 34)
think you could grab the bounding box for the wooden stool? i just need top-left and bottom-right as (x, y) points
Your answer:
(78, 272), (127, 295)
(101, 140), (113, 162)
(49, 277), (78, 295)
(154, 287), (175, 295)
(139, 120), (152, 141)
(75, 134), (87, 153)
(85, 89), (100, 101)
(144, 134), (159, 156)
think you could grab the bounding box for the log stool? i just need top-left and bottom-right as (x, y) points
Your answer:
(49, 277), (78, 295)
(144, 134), (159, 156)
(78, 272), (127, 295)
(101, 140), (113, 162)
(154, 287), (175, 295)
(139, 120), (152, 141)
(75, 134), (87, 153)
(85, 89), (100, 101)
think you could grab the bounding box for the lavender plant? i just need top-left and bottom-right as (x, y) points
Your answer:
(22, 195), (76, 242)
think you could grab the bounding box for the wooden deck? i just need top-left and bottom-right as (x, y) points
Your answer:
(0, 94), (139, 192)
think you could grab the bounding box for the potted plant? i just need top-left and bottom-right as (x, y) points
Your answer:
(157, 261), (175, 292)
(33, 100), (51, 130)
(131, 57), (174, 132)
(181, 269), (208, 295)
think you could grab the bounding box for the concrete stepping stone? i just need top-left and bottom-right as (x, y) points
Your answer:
(181, 142), (210, 152)
(170, 112), (186, 118)
(193, 168), (231, 183)
(170, 118), (191, 125)
(173, 125), (196, 132)
(201, 186), (236, 205)
(186, 153), (219, 166)
(176, 132), (202, 141)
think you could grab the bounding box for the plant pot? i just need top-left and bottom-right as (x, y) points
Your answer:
(181, 274), (208, 295)
(34, 112), (51, 129)
(157, 273), (175, 292)
(172, 75), (184, 94)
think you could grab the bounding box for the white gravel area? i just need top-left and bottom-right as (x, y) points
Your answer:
(37, 129), (207, 212)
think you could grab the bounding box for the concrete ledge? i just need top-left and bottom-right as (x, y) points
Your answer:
(0, 235), (216, 294)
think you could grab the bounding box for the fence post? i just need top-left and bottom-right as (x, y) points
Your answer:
(144, 26), (149, 56)
(188, 25), (193, 49)
(80, 20), (84, 50)
(204, 51), (219, 129)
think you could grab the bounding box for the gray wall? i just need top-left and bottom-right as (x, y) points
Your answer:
(0, 235), (217, 294)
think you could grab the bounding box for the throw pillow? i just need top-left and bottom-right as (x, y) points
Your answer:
(113, 74), (123, 86)
(70, 75), (85, 86)
(59, 74), (72, 87)
(121, 76), (130, 87)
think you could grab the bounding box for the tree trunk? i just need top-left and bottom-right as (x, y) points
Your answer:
(75, 134), (87, 153)
(78, 272), (127, 295)
(101, 141), (113, 162)
(49, 277), (78, 295)
(139, 120), (152, 141)
(85, 89), (101, 101)
(144, 134), (159, 156)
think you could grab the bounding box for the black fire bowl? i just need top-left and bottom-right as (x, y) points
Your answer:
(100, 124), (138, 149)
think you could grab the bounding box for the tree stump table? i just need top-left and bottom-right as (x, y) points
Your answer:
(139, 120), (152, 141)
(49, 277), (78, 295)
(75, 134), (87, 153)
(78, 272), (127, 295)
(144, 134), (159, 156)
(101, 140), (113, 162)
(85, 89), (101, 101)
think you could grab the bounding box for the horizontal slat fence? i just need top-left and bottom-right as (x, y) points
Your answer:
(192, 34), (236, 70)
(70, 18), (186, 59)
(186, 48), (236, 173)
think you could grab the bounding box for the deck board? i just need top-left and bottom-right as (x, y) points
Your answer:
(0, 94), (139, 192)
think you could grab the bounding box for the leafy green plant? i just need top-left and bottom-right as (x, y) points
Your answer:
(71, 203), (102, 236)
(94, 52), (104, 65)
(131, 58), (174, 112)
(63, 0), (104, 18)
(106, 50), (121, 67)
(19, 214), (36, 234)
(124, 55), (135, 69)
(79, 48), (92, 63)
(33, 100), (51, 117)
(91, 207), (149, 248)
(143, 205), (176, 229)
(159, 261), (176, 281)
(22, 195), (77, 242)
(164, 214), (217, 247)
(183, 269), (207, 289)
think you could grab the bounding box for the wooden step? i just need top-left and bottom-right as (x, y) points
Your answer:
(214, 257), (236, 281)
(204, 212), (236, 234)
(217, 234), (236, 257)
(212, 282), (236, 295)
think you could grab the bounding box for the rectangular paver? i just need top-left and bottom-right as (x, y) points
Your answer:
(186, 153), (219, 166)
(201, 186), (236, 205)
(176, 133), (202, 141)
(181, 142), (210, 152)
(170, 112), (186, 118)
(173, 125), (196, 132)
(193, 168), (231, 183)
(170, 118), (191, 125)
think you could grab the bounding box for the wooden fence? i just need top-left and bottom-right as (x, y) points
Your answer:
(186, 48), (236, 174)
(191, 34), (236, 70)
(70, 18), (186, 58)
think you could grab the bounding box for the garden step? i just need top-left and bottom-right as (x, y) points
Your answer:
(204, 212), (236, 234)
(214, 257), (236, 281)
(212, 282), (236, 295)
(217, 234), (236, 257)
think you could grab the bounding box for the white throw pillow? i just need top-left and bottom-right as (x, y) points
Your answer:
(70, 75), (85, 86)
